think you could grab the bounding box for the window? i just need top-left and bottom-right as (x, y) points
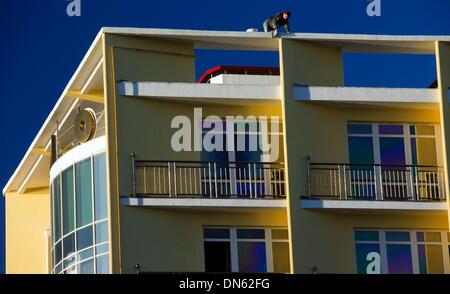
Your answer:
(203, 227), (290, 273)
(62, 167), (75, 235)
(51, 152), (109, 274)
(347, 123), (442, 200)
(75, 158), (93, 227)
(354, 229), (450, 274)
(347, 123), (438, 167)
(94, 153), (108, 221)
(200, 119), (283, 198)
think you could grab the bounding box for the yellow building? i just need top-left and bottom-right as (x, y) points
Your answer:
(3, 28), (450, 274)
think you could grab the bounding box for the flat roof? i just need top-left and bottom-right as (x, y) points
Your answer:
(103, 27), (450, 53)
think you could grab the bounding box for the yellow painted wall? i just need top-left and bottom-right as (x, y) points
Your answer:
(279, 39), (447, 273)
(119, 206), (287, 273)
(5, 189), (50, 274)
(102, 34), (285, 273)
(436, 41), (450, 229)
(116, 98), (282, 197)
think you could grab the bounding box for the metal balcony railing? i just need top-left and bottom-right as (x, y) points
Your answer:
(131, 158), (286, 199)
(307, 161), (446, 202)
(56, 109), (105, 158)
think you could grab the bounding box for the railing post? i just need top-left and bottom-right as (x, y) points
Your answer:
(306, 155), (311, 198)
(253, 163), (258, 198)
(343, 164), (348, 199)
(214, 162), (218, 198)
(173, 162), (178, 198)
(248, 163), (253, 198)
(408, 165), (415, 201)
(55, 120), (60, 160)
(414, 165), (419, 201)
(130, 152), (136, 197)
(208, 162), (212, 198)
(168, 162), (172, 197)
(375, 165), (383, 201)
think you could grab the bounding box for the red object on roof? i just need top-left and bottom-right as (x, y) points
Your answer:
(197, 65), (280, 83)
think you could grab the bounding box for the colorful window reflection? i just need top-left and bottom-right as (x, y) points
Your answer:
(354, 230), (449, 274)
(51, 152), (109, 274)
(203, 228), (290, 273)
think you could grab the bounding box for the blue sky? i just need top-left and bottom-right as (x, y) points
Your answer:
(1, 0), (450, 273)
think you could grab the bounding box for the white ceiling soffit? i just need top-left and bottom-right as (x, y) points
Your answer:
(102, 27), (279, 51)
(2, 30), (104, 195)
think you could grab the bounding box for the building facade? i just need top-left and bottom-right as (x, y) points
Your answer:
(3, 28), (450, 274)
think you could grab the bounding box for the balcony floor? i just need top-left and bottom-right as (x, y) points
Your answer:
(301, 198), (448, 215)
(121, 197), (287, 212)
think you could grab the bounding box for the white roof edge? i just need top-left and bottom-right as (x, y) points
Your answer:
(286, 32), (450, 42)
(117, 81), (281, 100)
(101, 27), (450, 42)
(120, 197), (287, 208)
(301, 199), (447, 211)
(101, 27), (273, 38)
(2, 29), (104, 196)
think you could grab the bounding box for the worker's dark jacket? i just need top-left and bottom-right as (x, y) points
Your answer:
(267, 12), (290, 32)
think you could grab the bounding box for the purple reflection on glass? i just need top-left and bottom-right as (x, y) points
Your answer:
(386, 244), (413, 274)
(380, 138), (406, 167)
(237, 242), (267, 273)
(379, 125), (403, 135)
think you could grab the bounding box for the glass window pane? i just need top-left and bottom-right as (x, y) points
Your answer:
(55, 263), (62, 274)
(96, 243), (109, 255)
(354, 231), (379, 242)
(348, 137), (374, 165)
(413, 125), (435, 136)
(203, 228), (230, 239)
(237, 229), (265, 239)
(424, 232), (441, 242)
(77, 226), (93, 251)
(379, 138), (406, 166)
(272, 242), (290, 273)
(271, 229), (288, 240)
(386, 244), (413, 274)
(417, 232), (424, 242)
(348, 124), (372, 135)
(355, 243), (381, 274)
(379, 124), (403, 135)
(235, 134), (261, 161)
(94, 153), (108, 221)
(54, 176), (62, 242)
(385, 231), (410, 242)
(411, 138), (418, 165)
(62, 167), (75, 235)
(96, 254), (110, 274)
(63, 254), (76, 271)
(418, 244), (445, 274)
(77, 248), (94, 263)
(95, 221), (109, 244)
(55, 241), (62, 265)
(76, 158), (93, 228)
(414, 138), (437, 166)
(237, 241), (267, 272)
(204, 241), (231, 272)
(79, 259), (95, 274)
(63, 233), (75, 259)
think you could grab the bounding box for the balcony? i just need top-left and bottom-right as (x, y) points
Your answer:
(293, 85), (438, 109)
(302, 162), (447, 213)
(123, 160), (287, 210)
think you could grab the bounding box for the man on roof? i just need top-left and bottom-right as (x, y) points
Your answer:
(263, 11), (292, 37)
